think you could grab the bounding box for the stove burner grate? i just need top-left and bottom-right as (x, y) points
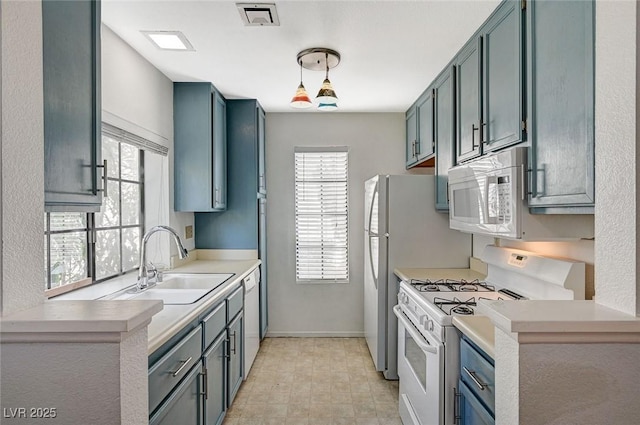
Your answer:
(451, 305), (474, 315)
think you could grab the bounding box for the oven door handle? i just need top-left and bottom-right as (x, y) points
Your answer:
(393, 305), (438, 354)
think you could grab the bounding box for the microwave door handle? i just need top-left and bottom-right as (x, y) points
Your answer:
(521, 165), (526, 201)
(483, 176), (493, 224)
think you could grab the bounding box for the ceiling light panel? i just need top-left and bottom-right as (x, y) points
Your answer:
(141, 31), (195, 51)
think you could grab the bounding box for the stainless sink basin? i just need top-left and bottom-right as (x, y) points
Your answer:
(103, 273), (235, 304)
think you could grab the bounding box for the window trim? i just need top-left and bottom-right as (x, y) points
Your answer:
(294, 146), (350, 284)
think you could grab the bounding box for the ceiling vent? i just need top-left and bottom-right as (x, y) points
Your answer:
(236, 3), (280, 26)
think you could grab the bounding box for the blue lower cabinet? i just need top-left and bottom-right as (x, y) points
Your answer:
(458, 379), (494, 425)
(203, 333), (227, 425)
(227, 312), (244, 407)
(150, 364), (203, 425)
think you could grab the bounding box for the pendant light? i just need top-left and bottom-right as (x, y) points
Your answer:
(292, 48), (341, 111)
(290, 59), (312, 109)
(315, 52), (338, 105)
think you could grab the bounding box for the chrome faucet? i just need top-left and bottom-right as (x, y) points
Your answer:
(136, 225), (189, 291)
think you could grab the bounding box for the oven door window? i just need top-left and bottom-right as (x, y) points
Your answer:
(404, 327), (428, 390)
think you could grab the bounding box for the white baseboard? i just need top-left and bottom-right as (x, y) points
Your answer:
(266, 331), (365, 338)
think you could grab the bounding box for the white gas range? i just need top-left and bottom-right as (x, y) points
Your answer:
(394, 245), (586, 425)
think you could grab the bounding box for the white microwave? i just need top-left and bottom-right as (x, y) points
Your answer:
(448, 147), (593, 240)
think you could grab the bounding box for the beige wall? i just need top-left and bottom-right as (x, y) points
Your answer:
(265, 112), (421, 336)
(101, 25), (195, 262)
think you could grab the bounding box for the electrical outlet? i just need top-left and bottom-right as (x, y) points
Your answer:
(185, 225), (193, 239)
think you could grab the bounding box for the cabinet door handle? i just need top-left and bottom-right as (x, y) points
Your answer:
(415, 140), (420, 156)
(481, 121), (487, 145)
(230, 331), (237, 354)
(471, 124), (479, 149)
(96, 159), (108, 197)
(463, 366), (487, 391)
(200, 367), (209, 399)
(171, 357), (193, 377)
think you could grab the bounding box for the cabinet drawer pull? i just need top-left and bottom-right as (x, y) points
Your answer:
(463, 366), (487, 391)
(171, 357), (193, 377)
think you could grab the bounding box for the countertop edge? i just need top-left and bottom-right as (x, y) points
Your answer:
(452, 316), (495, 359)
(477, 300), (640, 343)
(0, 300), (163, 335)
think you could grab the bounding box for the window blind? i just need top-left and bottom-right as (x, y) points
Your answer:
(295, 148), (349, 283)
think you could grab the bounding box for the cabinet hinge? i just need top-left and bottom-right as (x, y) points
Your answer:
(521, 120), (527, 132)
(521, 0), (526, 10)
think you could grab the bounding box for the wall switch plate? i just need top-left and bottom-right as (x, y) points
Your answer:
(185, 225), (193, 239)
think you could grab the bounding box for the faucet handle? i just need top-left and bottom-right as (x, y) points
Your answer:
(146, 263), (159, 285)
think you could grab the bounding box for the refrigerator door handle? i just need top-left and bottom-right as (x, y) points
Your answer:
(368, 234), (379, 290)
(367, 180), (379, 234)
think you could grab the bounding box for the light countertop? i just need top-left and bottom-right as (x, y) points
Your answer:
(148, 259), (260, 353)
(395, 268), (486, 282)
(477, 299), (640, 343)
(49, 256), (260, 353)
(394, 257), (487, 283)
(452, 316), (495, 359)
(0, 299), (162, 336)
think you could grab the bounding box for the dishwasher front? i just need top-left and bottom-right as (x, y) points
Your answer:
(243, 268), (260, 379)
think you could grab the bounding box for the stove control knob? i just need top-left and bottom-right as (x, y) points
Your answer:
(427, 319), (434, 332)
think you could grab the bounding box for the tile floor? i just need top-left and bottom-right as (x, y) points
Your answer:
(223, 337), (402, 425)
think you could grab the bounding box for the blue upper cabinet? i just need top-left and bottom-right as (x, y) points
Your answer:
(43, 0), (102, 212)
(456, 0), (524, 164)
(417, 89), (436, 161)
(526, 0), (595, 211)
(405, 106), (418, 168)
(434, 66), (455, 212)
(406, 88), (436, 169)
(455, 36), (482, 164)
(195, 100), (265, 249)
(174, 83), (227, 212)
(482, 0), (524, 153)
(258, 107), (266, 195)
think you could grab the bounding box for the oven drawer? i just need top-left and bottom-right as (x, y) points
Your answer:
(460, 336), (495, 414)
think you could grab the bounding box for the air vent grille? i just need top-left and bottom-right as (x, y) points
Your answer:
(236, 3), (280, 26)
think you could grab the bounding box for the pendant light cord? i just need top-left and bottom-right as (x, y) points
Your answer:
(299, 59), (304, 85)
(325, 52), (329, 80)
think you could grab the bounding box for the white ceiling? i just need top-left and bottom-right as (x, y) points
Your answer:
(102, 0), (501, 113)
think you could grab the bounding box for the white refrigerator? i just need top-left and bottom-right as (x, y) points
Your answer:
(364, 174), (471, 379)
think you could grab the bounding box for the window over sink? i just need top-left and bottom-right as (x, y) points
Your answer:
(43, 126), (149, 297)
